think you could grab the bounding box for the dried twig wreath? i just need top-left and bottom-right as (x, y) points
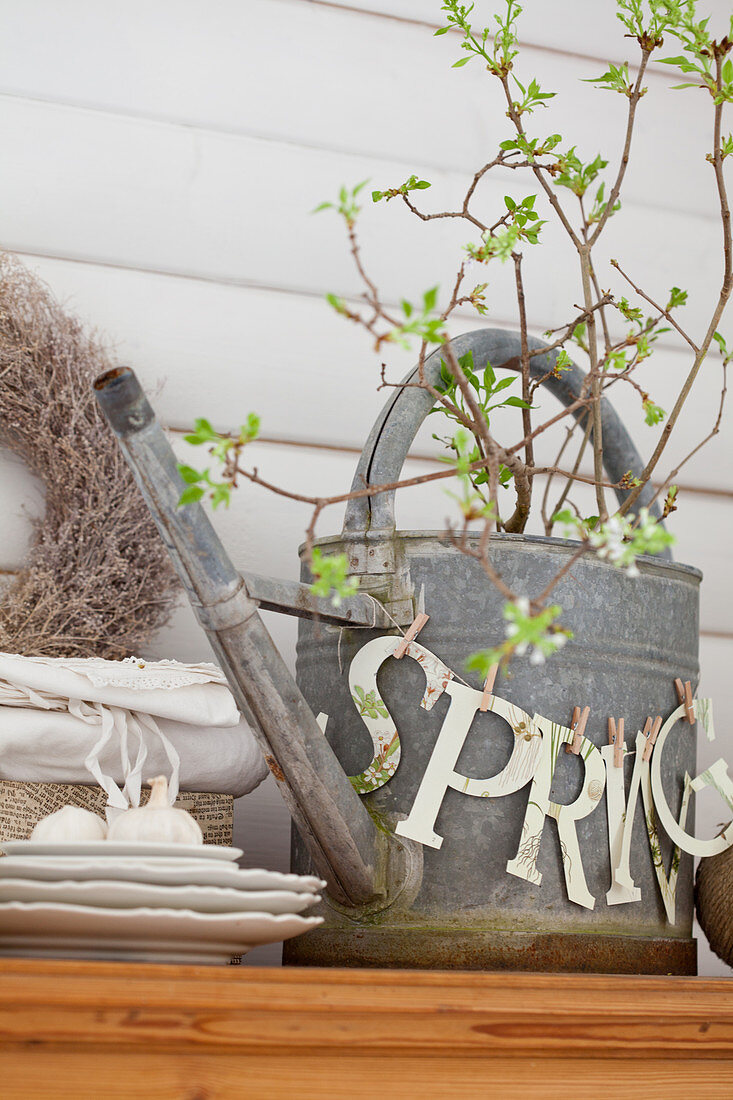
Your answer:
(0, 253), (178, 658)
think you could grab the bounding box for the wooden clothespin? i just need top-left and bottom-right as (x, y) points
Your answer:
(608, 717), (625, 769)
(565, 707), (581, 754)
(479, 665), (498, 713)
(642, 715), (663, 762)
(393, 613), (429, 659)
(674, 678), (696, 725)
(566, 705), (590, 755)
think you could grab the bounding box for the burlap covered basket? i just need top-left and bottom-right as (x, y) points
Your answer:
(0, 780), (233, 846)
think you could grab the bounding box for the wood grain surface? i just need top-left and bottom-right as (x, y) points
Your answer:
(0, 959), (732, 1097)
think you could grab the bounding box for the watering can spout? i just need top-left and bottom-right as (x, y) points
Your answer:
(93, 367), (394, 908)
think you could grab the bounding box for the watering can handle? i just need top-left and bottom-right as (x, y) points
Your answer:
(342, 327), (666, 546)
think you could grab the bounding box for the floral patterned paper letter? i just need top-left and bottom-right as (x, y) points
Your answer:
(395, 680), (541, 849)
(506, 716), (605, 910)
(604, 732), (690, 921)
(346, 636), (454, 794)
(650, 699), (733, 858)
(602, 738), (642, 906)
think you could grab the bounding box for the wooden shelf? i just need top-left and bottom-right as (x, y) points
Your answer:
(1, 959), (733, 1097)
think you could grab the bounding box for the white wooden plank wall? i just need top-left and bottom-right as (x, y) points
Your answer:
(0, 0), (731, 972)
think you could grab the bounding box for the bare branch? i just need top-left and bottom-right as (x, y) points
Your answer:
(610, 259), (698, 352)
(588, 48), (652, 246)
(619, 51), (733, 515)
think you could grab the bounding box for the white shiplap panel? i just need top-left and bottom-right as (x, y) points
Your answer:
(18, 253), (732, 494)
(0, 1), (721, 217)
(2, 439), (729, 629)
(318, 0), (733, 65)
(0, 96), (727, 351)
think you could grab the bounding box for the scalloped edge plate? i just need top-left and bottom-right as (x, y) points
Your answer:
(0, 856), (326, 893)
(0, 878), (322, 914)
(0, 840), (243, 861)
(0, 901), (323, 953)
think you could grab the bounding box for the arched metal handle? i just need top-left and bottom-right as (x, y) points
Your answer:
(342, 328), (666, 552)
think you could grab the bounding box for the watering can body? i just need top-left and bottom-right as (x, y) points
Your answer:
(287, 329), (698, 973)
(94, 329), (699, 976)
(289, 532), (698, 973)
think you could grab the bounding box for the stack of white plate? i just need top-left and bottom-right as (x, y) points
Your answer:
(0, 840), (325, 965)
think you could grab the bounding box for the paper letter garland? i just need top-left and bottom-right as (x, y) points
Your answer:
(342, 636), (454, 794)
(602, 738), (641, 906)
(651, 699), (733, 858)
(395, 681), (541, 849)
(603, 731), (690, 921)
(335, 635), (733, 918)
(641, 766), (691, 924)
(505, 715), (605, 910)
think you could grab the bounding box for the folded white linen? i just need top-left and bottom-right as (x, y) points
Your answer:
(0, 652), (268, 810)
(0, 652), (239, 726)
(0, 707), (267, 798)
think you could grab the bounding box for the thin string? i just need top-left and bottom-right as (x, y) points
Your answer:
(338, 594), (473, 690)
(364, 593), (406, 635)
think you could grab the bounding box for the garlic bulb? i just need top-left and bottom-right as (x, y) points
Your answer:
(31, 805), (108, 843)
(107, 775), (203, 845)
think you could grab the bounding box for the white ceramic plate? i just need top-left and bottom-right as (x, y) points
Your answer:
(0, 841), (243, 861)
(0, 878), (322, 914)
(0, 901), (323, 963)
(0, 856), (326, 893)
(0, 943), (246, 965)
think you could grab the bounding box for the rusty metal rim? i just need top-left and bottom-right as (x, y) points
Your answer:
(284, 926), (697, 975)
(302, 530), (703, 582)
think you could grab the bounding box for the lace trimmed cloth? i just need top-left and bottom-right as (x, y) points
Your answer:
(0, 652), (268, 812)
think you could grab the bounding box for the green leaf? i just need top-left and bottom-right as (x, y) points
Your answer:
(177, 464), (203, 485)
(178, 485), (205, 507)
(501, 395), (532, 408)
(210, 484), (232, 510)
(659, 55), (697, 68)
(452, 56), (472, 67)
(457, 350), (475, 374)
(666, 286), (688, 310)
(326, 292), (347, 313)
(643, 399), (666, 427)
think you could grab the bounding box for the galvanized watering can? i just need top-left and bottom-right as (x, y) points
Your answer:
(94, 329), (699, 975)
